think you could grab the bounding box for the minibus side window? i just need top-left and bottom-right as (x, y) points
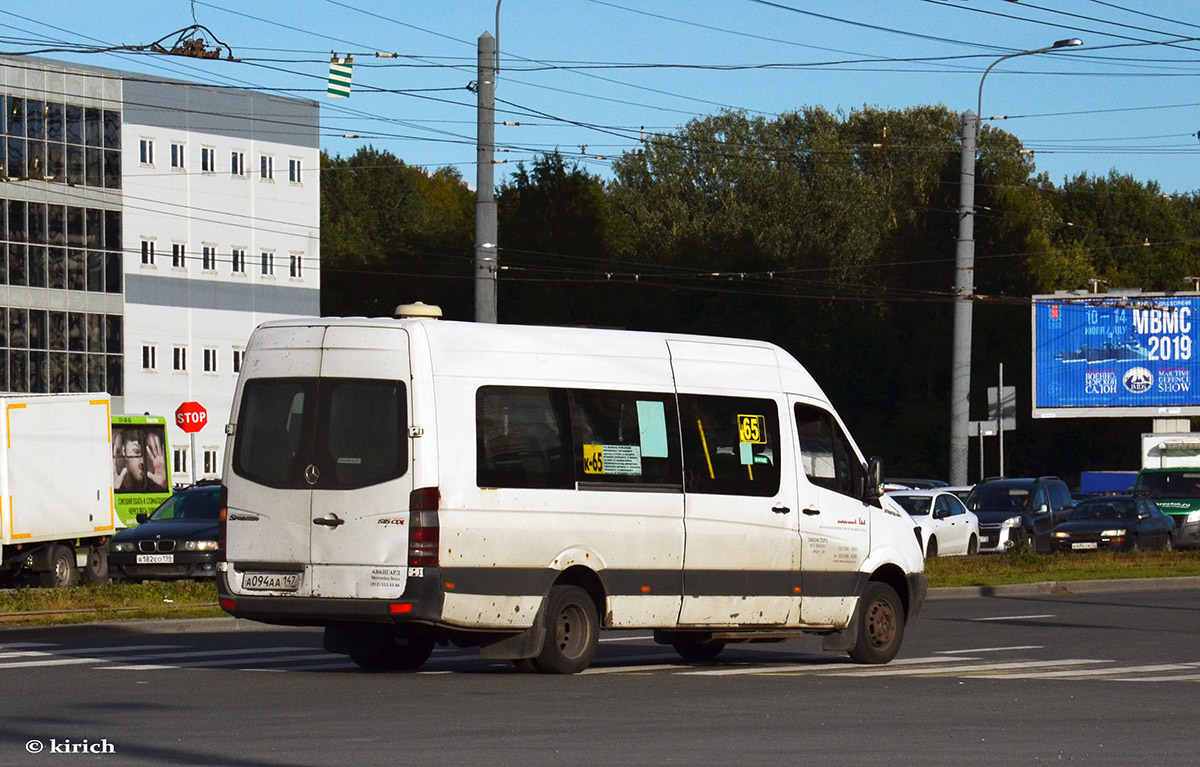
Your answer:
(569, 389), (681, 488)
(679, 395), (780, 497)
(794, 403), (863, 499)
(477, 386), (573, 489)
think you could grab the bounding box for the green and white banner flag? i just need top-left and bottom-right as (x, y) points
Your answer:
(328, 57), (353, 98)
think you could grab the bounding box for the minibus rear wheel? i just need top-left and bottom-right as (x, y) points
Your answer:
(846, 582), (904, 665)
(532, 585), (599, 674)
(349, 629), (435, 672)
(671, 637), (725, 662)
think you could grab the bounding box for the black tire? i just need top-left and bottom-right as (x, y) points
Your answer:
(84, 545), (110, 584)
(532, 585), (599, 674)
(349, 630), (435, 672)
(671, 637), (726, 662)
(847, 582), (905, 665)
(925, 537), (938, 558)
(39, 544), (79, 588)
(967, 534), (979, 555)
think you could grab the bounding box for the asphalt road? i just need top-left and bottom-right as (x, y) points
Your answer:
(2, 581), (1197, 766)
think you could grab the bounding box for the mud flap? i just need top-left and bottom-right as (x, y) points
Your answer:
(821, 609), (859, 652)
(479, 607), (546, 660)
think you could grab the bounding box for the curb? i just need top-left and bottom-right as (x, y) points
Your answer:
(928, 574), (1200, 600)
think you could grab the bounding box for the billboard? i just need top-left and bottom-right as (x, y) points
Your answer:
(1033, 293), (1200, 418)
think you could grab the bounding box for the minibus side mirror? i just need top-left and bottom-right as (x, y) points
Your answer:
(864, 457), (884, 501)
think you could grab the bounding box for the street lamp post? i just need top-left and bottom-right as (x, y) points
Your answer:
(949, 38), (1082, 486)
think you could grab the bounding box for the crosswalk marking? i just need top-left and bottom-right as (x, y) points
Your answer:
(7, 641), (1200, 681)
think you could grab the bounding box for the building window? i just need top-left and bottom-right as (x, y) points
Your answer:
(203, 448), (219, 477)
(173, 447), (188, 476)
(231, 150), (245, 176)
(170, 142), (185, 169)
(139, 139), (154, 165)
(233, 348), (244, 374)
(202, 245), (216, 271)
(231, 248), (246, 274)
(289, 254), (303, 278)
(261, 251), (274, 276)
(203, 347), (218, 374)
(142, 344), (156, 370)
(172, 243), (186, 268)
(289, 158), (301, 183)
(173, 346), (187, 372)
(260, 155), (273, 180)
(201, 147), (215, 173)
(140, 240), (154, 265)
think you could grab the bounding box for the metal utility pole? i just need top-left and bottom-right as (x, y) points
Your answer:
(474, 31), (498, 323)
(948, 37), (1082, 486)
(949, 109), (977, 486)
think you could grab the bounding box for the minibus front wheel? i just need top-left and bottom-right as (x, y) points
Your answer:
(846, 581), (905, 665)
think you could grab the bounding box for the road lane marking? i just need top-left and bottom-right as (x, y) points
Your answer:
(599, 635), (654, 643)
(583, 663), (683, 675)
(828, 659), (1105, 677)
(106, 652), (335, 670)
(679, 656), (972, 677)
(935, 646), (1044, 654)
(985, 663), (1200, 680)
(0, 645), (178, 668)
(970, 614), (1056, 622)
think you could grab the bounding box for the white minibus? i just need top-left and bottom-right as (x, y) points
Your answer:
(217, 308), (927, 673)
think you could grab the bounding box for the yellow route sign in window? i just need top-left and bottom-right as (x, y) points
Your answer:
(738, 414), (767, 444)
(583, 444), (604, 474)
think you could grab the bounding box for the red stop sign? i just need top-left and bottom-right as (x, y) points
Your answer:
(175, 401), (208, 433)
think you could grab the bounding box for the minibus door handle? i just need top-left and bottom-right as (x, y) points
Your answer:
(802, 508), (821, 516)
(772, 504), (791, 515)
(313, 514), (345, 528)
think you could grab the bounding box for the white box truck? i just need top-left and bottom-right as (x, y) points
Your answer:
(218, 310), (927, 673)
(0, 393), (117, 587)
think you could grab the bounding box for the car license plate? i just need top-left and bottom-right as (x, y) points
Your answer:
(136, 553), (174, 564)
(1071, 542), (1099, 550)
(242, 572), (302, 592)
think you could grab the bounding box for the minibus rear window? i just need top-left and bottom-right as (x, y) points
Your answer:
(234, 377), (408, 490)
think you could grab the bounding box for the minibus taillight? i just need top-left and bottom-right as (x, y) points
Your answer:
(217, 485), (229, 562)
(408, 487), (440, 567)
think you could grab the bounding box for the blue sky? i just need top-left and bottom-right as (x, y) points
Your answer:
(6, 1), (1200, 193)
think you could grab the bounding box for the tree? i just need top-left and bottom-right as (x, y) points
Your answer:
(320, 147), (474, 318)
(496, 151), (622, 325)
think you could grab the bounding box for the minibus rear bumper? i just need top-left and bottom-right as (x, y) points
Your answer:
(216, 567), (444, 626)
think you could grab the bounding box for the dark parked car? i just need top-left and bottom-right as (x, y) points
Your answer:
(1051, 495), (1175, 553)
(884, 478), (948, 490)
(108, 482), (224, 581)
(965, 477), (1075, 554)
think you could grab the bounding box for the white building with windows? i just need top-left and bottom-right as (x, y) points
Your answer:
(0, 56), (320, 481)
